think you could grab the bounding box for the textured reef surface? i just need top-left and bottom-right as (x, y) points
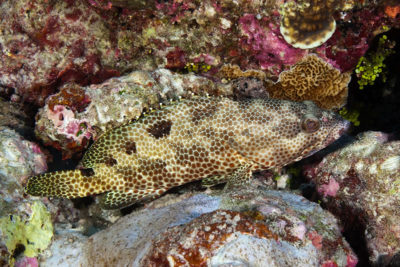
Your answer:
(39, 189), (358, 266)
(305, 132), (400, 265)
(1, 0), (397, 105)
(1, 0), (400, 266)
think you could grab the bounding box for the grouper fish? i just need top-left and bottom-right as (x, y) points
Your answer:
(26, 97), (349, 209)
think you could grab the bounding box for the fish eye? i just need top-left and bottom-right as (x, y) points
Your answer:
(301, 114), (320, 133)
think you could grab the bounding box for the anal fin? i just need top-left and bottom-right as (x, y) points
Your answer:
(100, 188), (167, 209)
(201, 175), (228, 188)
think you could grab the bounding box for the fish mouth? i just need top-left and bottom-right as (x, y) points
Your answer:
(323, 120), (350, 147)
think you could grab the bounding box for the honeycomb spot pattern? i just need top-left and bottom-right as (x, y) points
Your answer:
(25, 97), (348, 209)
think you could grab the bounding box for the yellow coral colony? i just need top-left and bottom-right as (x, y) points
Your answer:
(268, 54), (351, 110)
(0, 202), (53, 265)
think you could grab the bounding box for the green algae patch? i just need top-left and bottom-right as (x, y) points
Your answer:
(0, 201), (53, 264)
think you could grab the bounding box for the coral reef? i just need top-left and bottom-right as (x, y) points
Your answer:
(86, 0), (155, 10)
(1, 0), (400, 265)
(304, 132), (400, 265)
(0, 0), (396, 108)
(38, 189), (357, 266)
(232, 77), (270, 100)
(238, 13), (306, 74)
(268, 55), (351, 110)
(1, 0), (396, 106)
(217, 64), (270, 82)
(316, 5), (393, 72)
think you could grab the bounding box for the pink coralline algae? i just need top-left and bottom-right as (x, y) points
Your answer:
(155, 0), (193, 23)
(239, 14), (306, 74)
(319, 178), (340, 197)
(304, 131), (400, 265)
(15, 257), (38, 267)
(87, 0), (113, 10)
(47, 105), (93, 145)
(307, 231), (323, 250)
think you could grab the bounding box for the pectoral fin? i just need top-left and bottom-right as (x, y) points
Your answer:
(224, 163), (254, 190)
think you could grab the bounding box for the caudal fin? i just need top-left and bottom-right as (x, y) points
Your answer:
(25, 169), (103, 199)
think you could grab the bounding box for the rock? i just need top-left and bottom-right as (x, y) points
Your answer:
(39, 188), (357, 266)
(304, 131), (400, 265)
(0, 127), (84, 265)
(0, 127), (47, 194)
(0, 98), (34, 137)
(40, 232), (87, 267)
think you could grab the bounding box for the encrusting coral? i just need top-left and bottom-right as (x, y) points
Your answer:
(280, 0), (351, 49)
(268, 54), (351, 110)
(0, 201), (53, 266)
